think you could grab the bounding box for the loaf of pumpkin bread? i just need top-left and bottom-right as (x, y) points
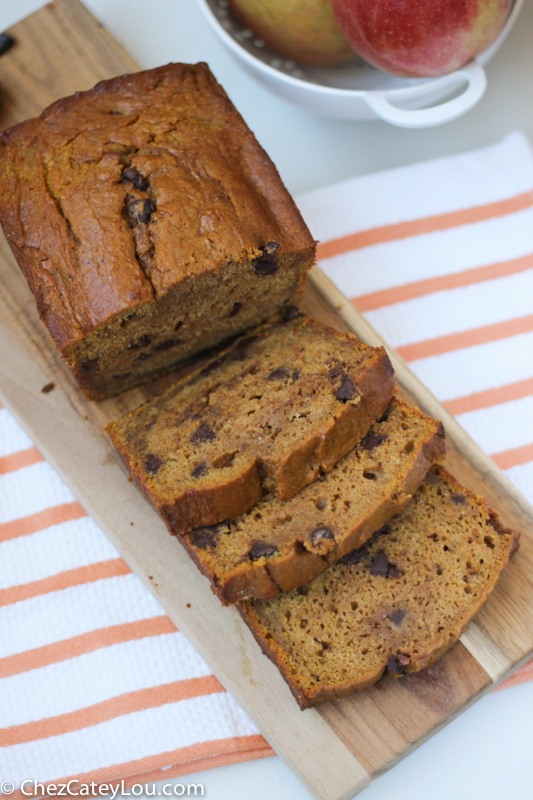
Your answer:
(0, 63), (315, 398)
(107, 311), (395, 533)
(240, 466), (519, 708)
(182, 398), (446, 603)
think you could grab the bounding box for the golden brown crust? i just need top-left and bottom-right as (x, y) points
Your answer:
(0, 63), (315, 396)
(239, 465), (520, 709)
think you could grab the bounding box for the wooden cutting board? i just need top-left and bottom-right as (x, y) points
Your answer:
(0, 2), (532, 797)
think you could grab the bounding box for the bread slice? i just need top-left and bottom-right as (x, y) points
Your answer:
(240, 466), (519, 709)
(182, 399), (445, 602)
(107, 312), (395, 533)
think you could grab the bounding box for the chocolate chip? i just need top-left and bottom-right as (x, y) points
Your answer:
(386, 655), (405, 675)
(191, 520), (231, 549)
(137, 352), (152, 361)
(253, 242), (280, 276)
(341, 545), (369, 565)
(145, 454), (163, 474)
(0, 33), (15, 57)
(250, 541), (279, 560)
(281, 305), (302, 323)
(387, 563), (401, 578)
(190, 422), (216, 445)
(309, 526), (335, 546)
(128, 334), (151, 350)
(367, 523), (391, 547)
(126, 196), (155, 225)
(121, 167), (149, 191)
(451, 493), (466, 505)
(362, 431), (389, 451)
(369, 551), (400, 578)
(369, 552), (390, 577)
(191, 462), (208, 479)
(154, 338), (181, 351)
(41, 382), (55, 394)
(229, 302), (242, 317)
(378, 408), (391, 423)
(80, 358), (99, 372)
(335, 376), (357, 403)
(267, 366), (291, 381)
(389, 609), (406, 626)
(292, 369), (301, 381)
(190, 526), (221, 550)
(327, 364), (344, 381)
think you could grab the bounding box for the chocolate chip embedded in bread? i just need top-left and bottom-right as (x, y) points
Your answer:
(81, 358), (99, 372)
(267, 366), (291, 381)
(342, 545), (369, 565)
(145, 454), (163, 474)
(229, 302), (242, 317)
(335, 376), (357, 403)
(253, 242), (280, 275)
(369, 551), (400, 578)
(386, 655), (405, 675)
(126, 196), (156, 225)
(121, 167), (149, 191)
(451, 493), (466, 505)
(368, 551), (391, 577)
(327, 363), (344, 381)
(128, 334), (151, 350)
(309, 526), (335, 547)
(191, 462), (209, 479)
(250, 541), (279, 560)
(190, 422), (216, 445)
(362, 431), (389, 451)
(190, 528), (218, 549)
(190, 520), (231, 549)
(389, 609), (406, 626)
(282, 305), (302, 323)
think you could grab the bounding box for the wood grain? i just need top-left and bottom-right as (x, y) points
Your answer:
(0, 2), (531, 798)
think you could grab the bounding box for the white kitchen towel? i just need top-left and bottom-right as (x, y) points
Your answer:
(1, 131), (532, 794)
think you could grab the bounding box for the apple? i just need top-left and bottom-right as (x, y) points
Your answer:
(228, 0), (357, 67)
(331, 0), (513, 77)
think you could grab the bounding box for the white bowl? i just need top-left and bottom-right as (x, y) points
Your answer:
(198, 0), (523, 128)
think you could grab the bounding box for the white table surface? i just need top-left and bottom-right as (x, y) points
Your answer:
(1, 1), (532, 798)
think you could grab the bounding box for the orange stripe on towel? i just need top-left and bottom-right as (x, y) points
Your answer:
(0, 446), (44, 475)
(0, 616), (177, 678)
(397, 315), (533, 362)
(0, 558), (131, 607)
(0, 502), (87, 542)
(445, 377), (533, 416)
(492, 442), (533, 471)
(10, 735), (273, 798)
(354, 253), (533, 312)
(0, 675), (225, 747)
(316, 191), (533, 260)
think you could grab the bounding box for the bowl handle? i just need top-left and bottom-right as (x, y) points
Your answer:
(364, 61), (487, 129)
